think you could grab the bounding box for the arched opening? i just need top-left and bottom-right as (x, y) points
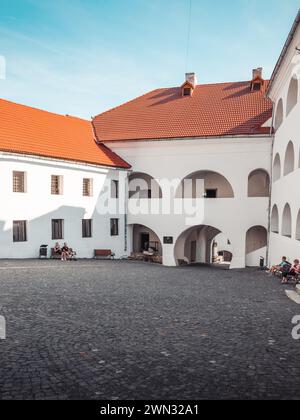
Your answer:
(296, 210), (300, 241)
(245, 226), (267, 267)
(271, 205), (279, 234)
(248, 169), (270, 197)
(282, 203), (292, 238)
(174, 225), (233, 268)
(176, 170), (234, 198)
(284, 141), (295, 176)
(274, 99), (284, 130)
(130, 224), (162, 264)
(273, 153), (281, 182)
(286, 78), (298, 116)
(129, 172), (162, 199)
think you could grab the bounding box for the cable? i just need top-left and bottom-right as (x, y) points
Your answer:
(185, 0), (193, 72)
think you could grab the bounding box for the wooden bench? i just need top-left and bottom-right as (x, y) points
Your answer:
(94, 250), (115, 260)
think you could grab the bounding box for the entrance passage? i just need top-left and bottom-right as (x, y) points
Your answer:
(174, 225), (233, 267)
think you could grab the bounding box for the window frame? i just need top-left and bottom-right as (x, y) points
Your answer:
(13, 220), (27, 242)
(110, 218), (119, 237)
(111, 180), (119, 199)
(13, 171), (26, 193)
(51, 219), (64, 240)
(83, 178), (93, 197)
(82, 219), (93, 238)
(51, 175), (63, 195)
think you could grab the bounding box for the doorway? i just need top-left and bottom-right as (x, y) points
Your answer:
(140, 233), (150, 252)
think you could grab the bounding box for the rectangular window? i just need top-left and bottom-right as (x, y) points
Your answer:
(110, 218), (119, 236)
(13, 221), (27, 242)
(83, 178), (93, 197)
(82, 219), (92, 238)
(13, 171), (26, 193)
(51, 175), (63, 195)
(111, 180), (119, 199)
(52, 219), (64, 240)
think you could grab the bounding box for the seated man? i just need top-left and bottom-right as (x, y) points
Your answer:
(268, 256), (290, 274)
(282, 259), (300, 284)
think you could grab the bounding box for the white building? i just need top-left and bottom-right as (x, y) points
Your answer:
(267, 10), (300, 267)
(0, 100), (131, 259)
(0, 10), (299, 268)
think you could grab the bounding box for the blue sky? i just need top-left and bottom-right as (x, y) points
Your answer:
(0, 0), (299, 119)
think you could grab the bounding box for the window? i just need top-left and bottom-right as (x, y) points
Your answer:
(110, 219), (119, 236)
(52, 219), (64, 240)
(82, 219), (92, 238)
(51, 175), (63, 195)
(83, 178), (93, 197)
(111, 180), (119, 199)
(252, 82), (261, 91)
(205, 189), (217, 198)
(183, 88), (192, 96)
(13, 171), (26, 193)
(13, 221), (27, 242)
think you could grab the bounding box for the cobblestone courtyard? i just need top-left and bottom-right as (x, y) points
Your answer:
(0, 260), (299, 400)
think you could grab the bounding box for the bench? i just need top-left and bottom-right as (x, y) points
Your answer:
(94, 250), (115, 260)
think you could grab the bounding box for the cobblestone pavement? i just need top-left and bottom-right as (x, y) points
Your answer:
(0, 259), (299, 400)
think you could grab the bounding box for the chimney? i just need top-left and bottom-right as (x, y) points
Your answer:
(252, 67), (263, 81)
(251, 67), (264, 92)
(185, 72), (197, 88)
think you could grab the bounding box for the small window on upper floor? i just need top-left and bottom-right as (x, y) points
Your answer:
(111, 180), (119, 199)
(13, 171), (26, 193)
(83, 178), (93, 197)
(110, 218), (119, 237)
(51, 175), (63, 195)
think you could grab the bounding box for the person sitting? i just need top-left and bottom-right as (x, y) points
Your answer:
(268, 257), (290, 274)
(282, 259), (300, 284)
(61, 243), (70, 261)
(53, 242), (62, 256)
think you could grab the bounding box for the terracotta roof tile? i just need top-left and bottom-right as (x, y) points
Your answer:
(0, 99), (131, 169)
(93, 81), (273, 142)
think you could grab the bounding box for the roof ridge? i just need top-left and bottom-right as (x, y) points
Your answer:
(0, 97), (89, 123)
(92, 88), (168, 120)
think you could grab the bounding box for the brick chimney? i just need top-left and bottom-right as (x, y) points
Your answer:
(181, 73), (197, 97)
(252, 67), (263, 80)
(185, 72), (197, 88)
(251, 68), (264, 92)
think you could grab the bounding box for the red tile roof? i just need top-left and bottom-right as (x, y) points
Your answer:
(0, 99), (131, 169)
(93, 81), (273, 142)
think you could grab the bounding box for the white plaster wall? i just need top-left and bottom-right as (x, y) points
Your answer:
(0, 153), (129, 259)
(107, 136), (272, 268)
(268, 26), (300, 267)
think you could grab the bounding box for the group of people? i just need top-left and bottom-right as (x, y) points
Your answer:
(53, 242), (77, 261)
(268, 256), (300, 284)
